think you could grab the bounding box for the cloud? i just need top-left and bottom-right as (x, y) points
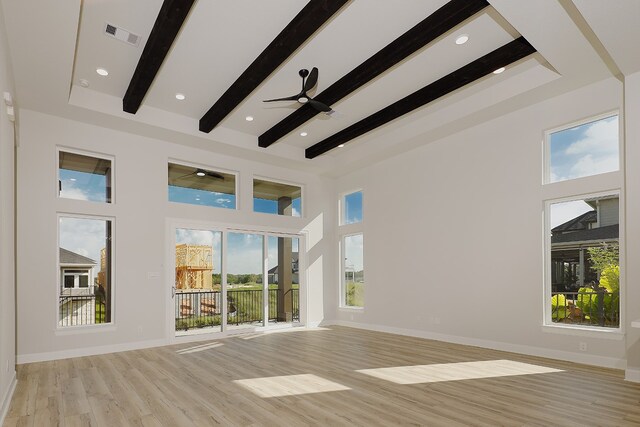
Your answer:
(215, 198), (231, 205)
(59, 180), (90, 201)
(565, 116), (618, 156)
(568, 154), (619, 179)
(292, 207), (301, 217)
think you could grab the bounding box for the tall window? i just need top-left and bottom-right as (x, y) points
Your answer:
(58, 150), (112, 203)
(168, 162), (236, 209)
(59, 216), (112, 327)
(253, 178), (302, 217)
(343, 234), (364, 308)
(544, 113), (621, 330)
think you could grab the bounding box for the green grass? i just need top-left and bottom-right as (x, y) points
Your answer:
(95, 298), (106, 323)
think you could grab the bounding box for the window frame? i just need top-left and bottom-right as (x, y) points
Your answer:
(56, 212), (115, 330)
(543, 190), (623, 333)
(57, 147), (115, 204)
(340, 232), (364, 309)
(252, 175), (304, 218)
(167, 159), (239, 210)
(543, 110), (620, 185)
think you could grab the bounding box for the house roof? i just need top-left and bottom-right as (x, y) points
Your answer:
(268, 253), (299, 275)
(60, 248), (96, 266)
(552, 210), (596, 233)
(551, 224), (618, 245)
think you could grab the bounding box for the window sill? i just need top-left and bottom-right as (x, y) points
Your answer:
(55, 324), (116, 335)
(541, 324), (624, 340)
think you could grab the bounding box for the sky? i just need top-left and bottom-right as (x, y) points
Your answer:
(344, 191), (363, 224)
(59, 217), (107, 277)
(344, 233), (364, 272)
(549, 199), (592, 229)
(59, 169), (108, 202)
(549, 115), (618, 183)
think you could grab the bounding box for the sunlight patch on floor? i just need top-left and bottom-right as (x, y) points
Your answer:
(357, 359), (563, 384)
(176, 342), (223, 354)
(234, 374), (350, 397)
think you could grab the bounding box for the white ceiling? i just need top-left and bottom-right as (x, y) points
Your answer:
(1, 0), (636, 176)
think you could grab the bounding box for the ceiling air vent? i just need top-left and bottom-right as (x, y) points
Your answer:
(104, 22), (141, 47)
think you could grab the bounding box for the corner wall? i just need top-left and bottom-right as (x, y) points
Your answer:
(0, 2), (16, 421)
(330, 77), (629, 368)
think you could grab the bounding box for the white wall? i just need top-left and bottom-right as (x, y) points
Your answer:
(330, 77), (629, 368)
(0, 2), (16, 420)
(624, 71), (640, 381)
(16, 110), (335, 362)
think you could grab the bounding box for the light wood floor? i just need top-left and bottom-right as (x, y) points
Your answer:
(5, 326), (640, 426)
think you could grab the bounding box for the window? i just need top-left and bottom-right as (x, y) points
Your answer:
(58, 150), (112, 202)
(343, 233), (364, 308)
(168, 162), (236, 209)
(253, 178), (301, 217)
(342, 190), (363, 225)
(546, 114), (619, 183)
(59, 216), (112, 327)
(547, 193), (620, 328)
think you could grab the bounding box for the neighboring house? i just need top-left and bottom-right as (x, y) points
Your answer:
(268, 252), (299, 284)
(551, 196), (619, 292)
(59, 248), (97, 326)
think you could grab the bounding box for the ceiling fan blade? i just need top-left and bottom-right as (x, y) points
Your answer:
(309, 98), (332, 113)
(263, 94), (299, 103)
(206, 171), (225, 180)
(304, 67), (319, 92)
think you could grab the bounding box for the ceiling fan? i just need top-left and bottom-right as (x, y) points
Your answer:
(264, 67), (335, 114)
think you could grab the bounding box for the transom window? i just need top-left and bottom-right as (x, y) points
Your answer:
(168, 162), (237, 209)
(253, 178), (302, 217)
(58, 150), (112, 203)
(546, 114), (619, 183)
(342, 190), (363, 225)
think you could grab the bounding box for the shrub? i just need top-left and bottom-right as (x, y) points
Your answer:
(551, 294), (568, 320)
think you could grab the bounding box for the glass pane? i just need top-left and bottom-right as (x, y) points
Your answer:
(174, 229), (222, 333)
(227, 233), (264, 327)
(549, 195), (619, 327)
(168, 163), (236, 209)
(344, 234), (364, 308)
(548, 115), (619, 183)
(59, 151), (111, 203)
(59, 217), (111, 327)
(343, 191), (363, 224)
(253, 179), (301, 217)
(267, 236), (300, 323)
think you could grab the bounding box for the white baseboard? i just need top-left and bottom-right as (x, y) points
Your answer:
(322, 320), (625, 370)
(0, 372), (17, 425)
(17, 338), (168, 364)
(625, 368), (640, 382)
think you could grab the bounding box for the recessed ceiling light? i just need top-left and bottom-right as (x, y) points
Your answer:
(300, 132), (308, 137)
(175, 93), (186, 100)
(338, 144), (345, 148)
(96, 68), (109, 76)
(455, 34), (469, 45)
(245, 116), (254, 122)
(493, 67), (505, 74)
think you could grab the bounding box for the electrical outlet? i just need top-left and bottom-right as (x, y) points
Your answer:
(579, 342), (587, 352)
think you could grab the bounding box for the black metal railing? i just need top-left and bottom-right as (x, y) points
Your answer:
(175, 288), (300, 331)
(551, 290), (619, 327)
(58, 293), (106, 327)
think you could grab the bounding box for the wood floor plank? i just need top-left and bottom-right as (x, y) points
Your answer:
(5, 326), (640, 426)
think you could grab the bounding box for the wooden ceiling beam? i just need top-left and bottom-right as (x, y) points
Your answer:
(199, 0), (349, 133)
(305, 37), (536, 159)
(259, 0), (489, 148)
(123, 0), (196, 114)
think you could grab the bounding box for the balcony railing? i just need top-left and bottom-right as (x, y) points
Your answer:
(175, 288), (300, 331)
(551, 290), (619, 327)
(59, 293), (105, 327)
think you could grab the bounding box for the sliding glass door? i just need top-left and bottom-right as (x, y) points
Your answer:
(172, 226), (302, 336)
